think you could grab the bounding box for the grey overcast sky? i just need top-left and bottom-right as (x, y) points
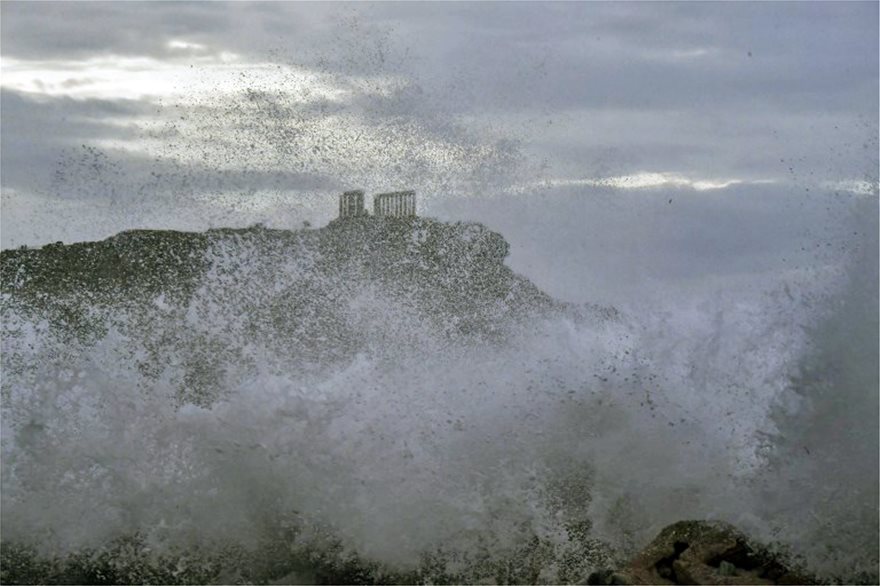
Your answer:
(1, 1), (878, 302)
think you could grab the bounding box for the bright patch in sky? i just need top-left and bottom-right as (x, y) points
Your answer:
(0, 55), (347, 103)
(514, 173), (778, 193)
(167, 40), (208, 52)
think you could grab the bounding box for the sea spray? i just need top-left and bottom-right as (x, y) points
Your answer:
(755, 195), (879, 581)
(1, 211), (876, 583)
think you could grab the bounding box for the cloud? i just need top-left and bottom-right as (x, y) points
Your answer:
(0, 2), (233, 60)
(5, 3), (875, 114)
(0, 89), (151, 193)
(1, 2), (876, 250)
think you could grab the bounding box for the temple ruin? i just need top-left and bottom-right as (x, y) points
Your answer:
(338, 190), (367, 218)
(374, 191), (416, 218)
(337, 190), (417, 220)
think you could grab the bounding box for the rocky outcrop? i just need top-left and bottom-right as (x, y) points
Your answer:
(0, 218), (559, 334)
(3, 218), (619, 406)
(588, 521), (815, 585)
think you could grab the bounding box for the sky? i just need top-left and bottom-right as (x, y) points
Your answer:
(1, 1), (878, 303)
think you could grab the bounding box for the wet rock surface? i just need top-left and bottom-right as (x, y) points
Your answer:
(588, 520), (816, 585)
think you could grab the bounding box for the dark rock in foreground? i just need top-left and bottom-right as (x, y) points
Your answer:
(588, 521), (815, 585)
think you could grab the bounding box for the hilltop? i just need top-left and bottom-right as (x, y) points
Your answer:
(2, 217), (615, 405)
(2, 217), (558, 329)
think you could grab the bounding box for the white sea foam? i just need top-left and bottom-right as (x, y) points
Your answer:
(1, 196), (876, 582)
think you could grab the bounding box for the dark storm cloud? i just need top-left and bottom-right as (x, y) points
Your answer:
(6, 2), (875, 115)
(1, 1), (357, 66)
(1, 2), (234, 60)
(358, 2), (877, 115)
(0, 89), (151, 193)
(4, 2), (876, 122)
